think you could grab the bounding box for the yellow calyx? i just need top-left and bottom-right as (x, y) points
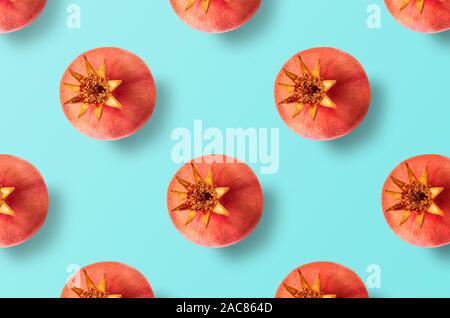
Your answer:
(171, 162), (230, 228)
(283, 270), (337, 299)
(400, 0), (425, 13)
(386, 162), (445, 228)
(185, 0), (212, 14)
(278, 55), (337, 121)
(0, 186), (15, 216)
(63, 55), (123, 121)
(71, 269), (122, 299)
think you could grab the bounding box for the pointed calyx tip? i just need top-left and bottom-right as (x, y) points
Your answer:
(278, 55), (337, 121)
(172, 162), (230, 228)
(386, 163), (445, 228)
(64, 55), (123, 121)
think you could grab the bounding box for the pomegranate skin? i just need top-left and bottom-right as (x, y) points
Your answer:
(382, 154), (450, 248)
(60, 47), (156, 140)
(275, 262), (369, 298)
(0, 155), (49, 248)
(0, 0), (46, 33)
(167, 155), (264, 248)
(385, 0), (450, 33)
(169, 0), (261, 33)
(275, 47), (371, 141)
(60, 262), (154, 298)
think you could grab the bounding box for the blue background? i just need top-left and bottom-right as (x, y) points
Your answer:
(0, 0), (448, 298)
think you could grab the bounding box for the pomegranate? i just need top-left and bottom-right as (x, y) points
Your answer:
(61, 262), (154, 298)
(0, 155), (48, 248)
(275, 262), (368, 298)
(274, 47), (371, 141)
(382, 154), (450, 247)
(385, 0), (450, 33)
(60, 47), (156, 140)
(169, 0), (261, 33)
(0, 0), (46, 33)
(167, 155), (264, 247)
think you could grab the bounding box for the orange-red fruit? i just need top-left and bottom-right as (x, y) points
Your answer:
(60, 47), (156, 140)
(275, 262), (369, 298)
(0, 155), (48, 248)
(275, 47), (371, 141)
(61, 262), (154, 298)
(0, 0), (46, 33)
(382, 154), (450, 248)
(167, 155), (264, 247)
(385, 0), (450, 33)
(170, 0), (261, 33)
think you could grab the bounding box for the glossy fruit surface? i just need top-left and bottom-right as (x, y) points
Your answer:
(275, 47), (371, 140)
(0, 155), (48, 248)
(385, 0), (450, 33)
(275, 262), (368, 298)
(60, 47), (156, 140)
(170, 0), (261, 33)
(0, 0), (46, 33)
(382, 154), (450, 247)
(61, 262), (154, 298)
(167, 155), (264, 247)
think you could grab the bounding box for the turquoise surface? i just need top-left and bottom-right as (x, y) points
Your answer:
(0, 0), (448, 298)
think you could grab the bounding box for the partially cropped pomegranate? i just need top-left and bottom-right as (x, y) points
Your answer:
(385, 0), (450, 33)
(60, 47), (156, 140)
(0, 155), (48, 248)
(169, 0), (261, 33)
(382, 154), (450, 247)
(61, 262), (154, 298)
(275, 47), (371, 141)
(167, 155), (264, 247)
(0, 0), (46, 33)
(275, 262), (368, 298)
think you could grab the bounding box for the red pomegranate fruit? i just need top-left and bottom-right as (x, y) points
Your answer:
(60, 47), (156, 140)
(167, 155), (264, 247)
(382, 154), (450, 248)
(169, 0), (261, 33)
(274, 47), (371, 141)
(0, 155), (48, 248)
(275, 262), (369, 298)
(0, 0), (46, 33)
(385, 0), (450, 33)
(61, 262), (154, 298)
